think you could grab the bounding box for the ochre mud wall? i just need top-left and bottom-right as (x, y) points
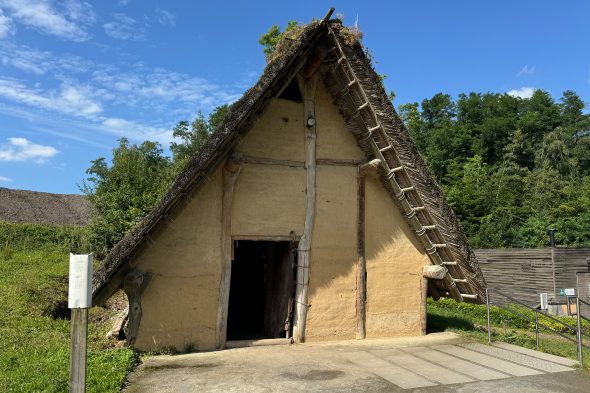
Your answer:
(129, 80), (427, 351)
(133, 167), (223, 351)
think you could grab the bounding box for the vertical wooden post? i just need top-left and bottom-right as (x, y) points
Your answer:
(70, 308), (88, 393)
(293, 73), (318, 343)
(216, 161), (242, 348)
(68, 253), (92, 393)
(420, 277), (428, 335)
(356, 169), (367, 339)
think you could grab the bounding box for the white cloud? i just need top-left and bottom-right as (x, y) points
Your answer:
(154, 8), (175, 27)
(0, 175), (12, 182)
(91, 66), (241, 112)
(0, 42), (91, 75)
(0, 9), (14, 38)
(0, 0), (95, 41)
(517, 64), (535, 77)
(118, 0), (129, 5)
(101, 117), (172, 143)
(0, 137), (59, 163)
(103, 13), (145, 41)
(0, 78), (102, 116)
(507, 87), (536, 99)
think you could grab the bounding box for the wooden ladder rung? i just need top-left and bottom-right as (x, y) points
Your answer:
(379, 145), (393, 153)
(461, 294), (478, 299)
(337, 56), (346, 64)
(348, 79), (357, 87)
(442, 261), (457, 266)
(453, 278), (467, 283)
(401, 186), (414, 193)
(387, 166), (404, 178)
(422, 225), (436, 230)
(413, 206), (426, 212)
(358, 102), (369, 111)
(433, 243), (447, 248)
(369, 124), (381, 133)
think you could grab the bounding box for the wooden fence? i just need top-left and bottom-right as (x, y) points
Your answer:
(475, 248), (590, 306)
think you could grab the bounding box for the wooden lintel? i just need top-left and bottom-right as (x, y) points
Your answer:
(233, 234), (300, 242)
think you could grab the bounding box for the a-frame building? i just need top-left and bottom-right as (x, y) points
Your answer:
(93, 12), (486, 351)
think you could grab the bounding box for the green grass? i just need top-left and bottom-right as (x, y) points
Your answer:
(0, 221), (137, 392)
(428, 298), (590, 369)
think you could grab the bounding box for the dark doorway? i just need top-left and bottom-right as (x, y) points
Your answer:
(226, 240), (296, 341)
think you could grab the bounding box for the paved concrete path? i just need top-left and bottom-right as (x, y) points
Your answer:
(125, 333), (590, 392)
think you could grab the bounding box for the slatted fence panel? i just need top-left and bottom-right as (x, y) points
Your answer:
(475, 248), (553, 306)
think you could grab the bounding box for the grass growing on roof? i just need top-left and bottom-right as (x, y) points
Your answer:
(0, 221), (137, 392)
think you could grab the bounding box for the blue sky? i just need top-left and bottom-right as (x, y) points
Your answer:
(0, 1), (589, 194)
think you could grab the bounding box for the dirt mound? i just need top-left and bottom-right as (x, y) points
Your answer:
(0, 187), (93, 226)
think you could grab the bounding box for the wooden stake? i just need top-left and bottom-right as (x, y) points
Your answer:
(293, 73), (318, 343)
(70, 308), (88, 393)
(216, 161), (242, 349)
(356, 169), (367, 339)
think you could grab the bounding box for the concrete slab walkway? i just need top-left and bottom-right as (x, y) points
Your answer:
(125, 333), (590, 392)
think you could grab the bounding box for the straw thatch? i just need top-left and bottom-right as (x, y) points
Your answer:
(0, 187), (92, 226)
(93, 19), (486, 306)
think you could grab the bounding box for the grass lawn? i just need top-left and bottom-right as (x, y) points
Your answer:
(0, 222), (137, 392)
(427, 298), (590, 369)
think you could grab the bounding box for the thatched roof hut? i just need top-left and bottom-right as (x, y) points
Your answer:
(0, 187), (92, 226)
(93, 13), (486, 351)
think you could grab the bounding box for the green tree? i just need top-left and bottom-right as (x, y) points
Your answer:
(170, 105), (230, 163)
(259, 21), (299, 61)
(81, 138), (172, 257)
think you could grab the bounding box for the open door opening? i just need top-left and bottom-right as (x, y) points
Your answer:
(226, 240), (296, 341)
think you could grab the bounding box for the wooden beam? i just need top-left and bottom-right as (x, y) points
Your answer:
(230, 154), (304, 168)
(215, 161), (242, 349)
(356, 168), (367, 339)
(123, 270), (150, 346)
(232, 234), (300, 242)
(317, 158), (362, 167)
(292, 73), (319, 343)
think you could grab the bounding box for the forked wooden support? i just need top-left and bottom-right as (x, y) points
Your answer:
(292, 72), (319, 343)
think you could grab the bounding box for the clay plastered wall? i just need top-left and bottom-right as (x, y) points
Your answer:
(235, 99), (305, 162)
(315, 81), (364, 161)
(133, 167), (223, 351)
(305, 165), (358, 340)
(365, 175), (428, 337)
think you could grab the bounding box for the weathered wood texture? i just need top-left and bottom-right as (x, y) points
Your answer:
(475, 248), (590, 306)
(122, 270), (150, 346)
(293, 73), (319, 343)
(216, 162), (242, 349)
(70, 308), (88, 393)
(356, 170), (366, 339)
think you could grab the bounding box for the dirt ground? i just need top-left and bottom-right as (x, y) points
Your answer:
(124, 333), (590, 392)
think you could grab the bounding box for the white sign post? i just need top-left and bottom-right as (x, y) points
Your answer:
(68, 254), (92, 393)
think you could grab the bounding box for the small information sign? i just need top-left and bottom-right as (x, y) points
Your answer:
(68, 254), (93, 309)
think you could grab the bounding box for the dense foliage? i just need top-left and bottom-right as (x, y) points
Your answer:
(398, 90), (590, 248)
(82, 106), (228, 258)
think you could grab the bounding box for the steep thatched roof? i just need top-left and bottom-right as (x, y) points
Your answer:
(93, 17), (486, 306)
(0, 187), (92, 226)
